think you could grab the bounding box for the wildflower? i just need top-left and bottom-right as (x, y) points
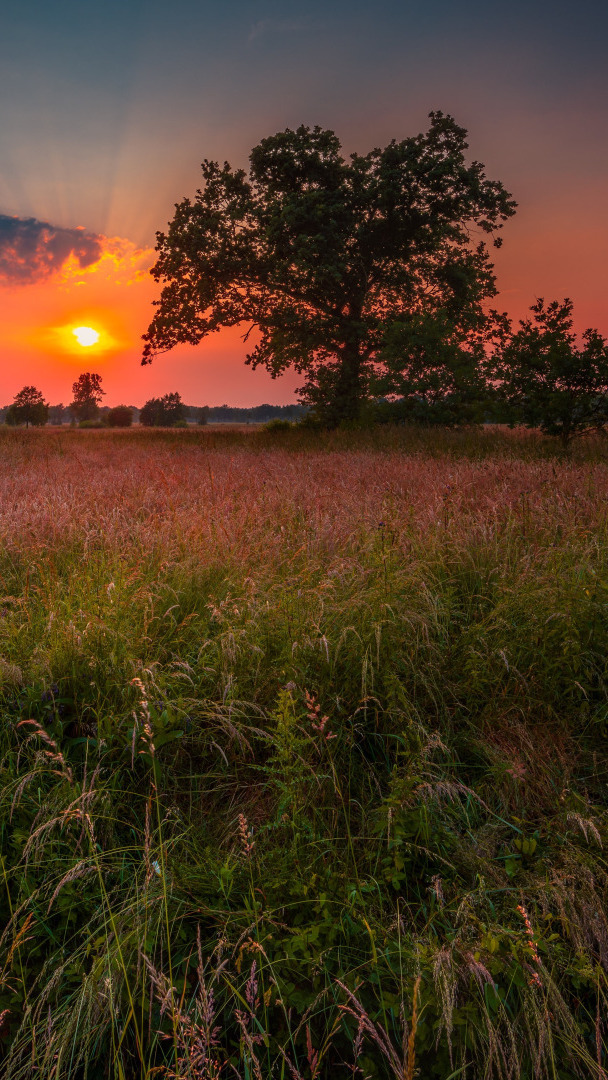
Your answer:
(517, 903), (543, 986)
(305, 691), (336, 741)
(506, 761), (527, 780)
(238, 813), (254, 857)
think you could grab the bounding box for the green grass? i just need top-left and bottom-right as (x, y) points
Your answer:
(0, 424), (607, 1079)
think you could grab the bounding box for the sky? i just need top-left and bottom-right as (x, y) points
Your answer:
(0, 0), (606, 407)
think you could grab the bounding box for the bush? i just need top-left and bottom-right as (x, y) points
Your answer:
(78, 419), (105, 429)
(262, 418), (295, 432)
(107, 405), (133, 428)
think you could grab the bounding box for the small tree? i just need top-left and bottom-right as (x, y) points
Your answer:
(140, 392), (187, 427)
(493, 299), (608, 447)
(71, 373), (105, 422)
(107, 405), (133, 428)
(6, 386), (48, 427)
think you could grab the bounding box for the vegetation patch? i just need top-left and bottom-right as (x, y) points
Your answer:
(0, 426), (607, 1079)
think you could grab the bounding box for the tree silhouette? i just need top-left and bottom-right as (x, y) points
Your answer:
(143, 113), (515, 425)
(107, 405), (133, 428)
(140, 392), (187, 427)
(493, 299), (608, 447)
(70, 373), (105, 422)
(378, 309), (510, 426)
(6, 385), (48, 428)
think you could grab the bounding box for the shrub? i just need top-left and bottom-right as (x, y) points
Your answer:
(262, 418), (295, 432)
(107, 405), (133, 428)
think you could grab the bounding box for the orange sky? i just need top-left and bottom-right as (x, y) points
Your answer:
(0, 232), (302, 407)
(1, 1), (606, 407)
(0, 203), (606, 409)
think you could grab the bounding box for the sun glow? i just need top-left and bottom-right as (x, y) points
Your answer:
(72, 326), (100, 347)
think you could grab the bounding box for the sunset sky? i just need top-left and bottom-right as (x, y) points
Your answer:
(1, 0), (606, 407)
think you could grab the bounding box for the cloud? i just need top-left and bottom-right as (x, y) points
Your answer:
(55, 235), (154, 288)
(248, 17), (309, 43)
(0, 214), (104, 285)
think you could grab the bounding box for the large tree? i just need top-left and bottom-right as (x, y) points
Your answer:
(70, 372), (105, 422)
(492, 298), (608, 447)
(142, 113), (515, 425)
(6, 385), (48, 428)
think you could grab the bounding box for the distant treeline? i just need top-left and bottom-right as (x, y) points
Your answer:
(0, 402), (307, 425)
(197, 403), (306, 424)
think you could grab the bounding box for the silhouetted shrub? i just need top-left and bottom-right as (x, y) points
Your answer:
(107, 406), (133, 428)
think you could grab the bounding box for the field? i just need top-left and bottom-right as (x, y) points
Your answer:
(1, 425), (608, 1079)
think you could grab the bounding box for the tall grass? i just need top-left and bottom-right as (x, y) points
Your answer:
(0, 425), (607, 1078)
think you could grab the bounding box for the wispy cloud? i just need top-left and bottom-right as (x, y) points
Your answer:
(55, 236), (154, 288)
(248, 17), (309, 43)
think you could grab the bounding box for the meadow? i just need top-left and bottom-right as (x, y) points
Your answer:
(1, 424), (608, 1079)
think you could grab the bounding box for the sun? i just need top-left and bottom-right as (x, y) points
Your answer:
(72, 326), (100, 347)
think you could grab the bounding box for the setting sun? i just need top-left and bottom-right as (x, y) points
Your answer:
(72, 325), (100, 347)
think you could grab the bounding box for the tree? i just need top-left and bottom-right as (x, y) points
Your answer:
(377, 309), (510, 426)
(70, 372), (105, 421)
(139, 392), (187, 427)
(492, 299), (608, 447)
(48, 403), (67, 426)
(142, 113), (516, 426)
(6, 386), (48, 427)
(107, 405), (133, 428)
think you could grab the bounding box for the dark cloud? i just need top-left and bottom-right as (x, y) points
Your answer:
(0, 214), (103, 285)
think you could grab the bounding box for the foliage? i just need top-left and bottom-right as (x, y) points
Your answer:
(6, 385), (48, 427)
(107, 404), (133, 427)
(140, 391), (187, 426)
(0, 426), (608, 1079)
(377, 309), (509, 426)
(493, 298), (608, 446)
(47, 403), (67, 425)
(70, 372), (105, 422)
(204, 403), (307, 424)
(143, 114), (516, 426)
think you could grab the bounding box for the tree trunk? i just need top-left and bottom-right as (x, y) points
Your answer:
(330, 344), (363, 426)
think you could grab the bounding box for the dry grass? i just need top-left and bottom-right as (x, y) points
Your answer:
(1, 427), (606, 563)
(1, 425), (607, 1079)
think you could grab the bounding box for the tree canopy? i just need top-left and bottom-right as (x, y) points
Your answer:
(493, 299), (608, 446)
(70, 372), (105, 421)
(140, 392), (187, 427)
(6, 385), (48, 427)
(143, 113), (516, 425)
(107, 405), (133, 428)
